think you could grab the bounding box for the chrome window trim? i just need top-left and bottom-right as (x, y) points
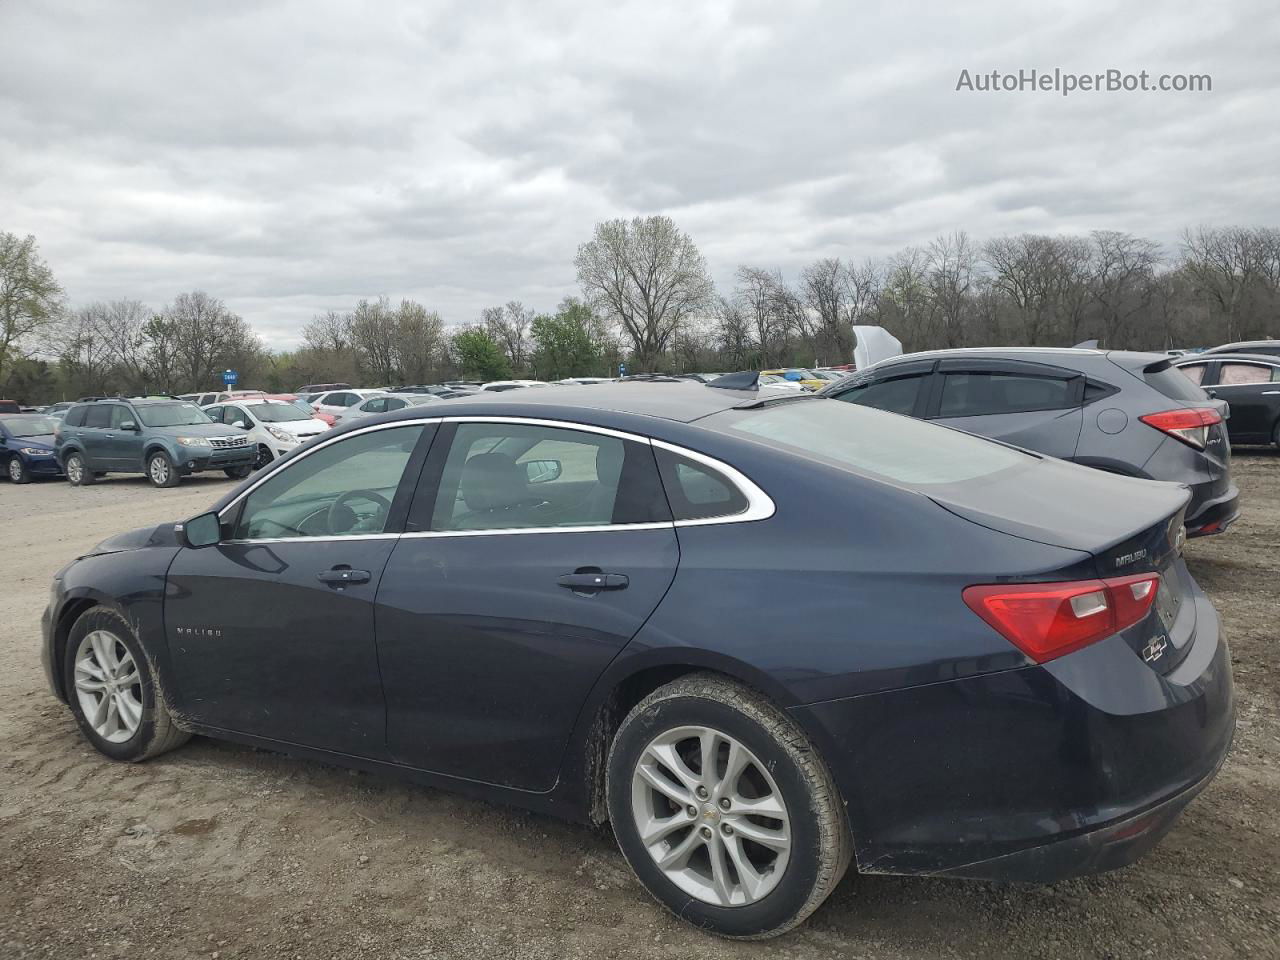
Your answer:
(214, 413), (775, 544)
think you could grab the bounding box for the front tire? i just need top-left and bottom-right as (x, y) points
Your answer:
(606, 674), (852, 939)
(254, 444), (274, 470)
(224, 465), (252, 479)
(7, 456), (30, 483)
(64, 452), (94, 486)
(147, 450), (180, 488)
(63, 607), (191, 762)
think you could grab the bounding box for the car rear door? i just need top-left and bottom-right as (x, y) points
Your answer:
(926, 358), (1085, 459)
(106, 404), (145, 469)
(1206, 360), (1280, 442)
(373, 418), (678, 791)
(78, 403), (115, 468)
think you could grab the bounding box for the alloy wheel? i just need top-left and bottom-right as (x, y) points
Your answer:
(7, 458), (21, 482)
(73, 630), (144, 744)
(149, 456), (170, 486)
(630, 725), (791, 907)
(67, 456), (83, 484)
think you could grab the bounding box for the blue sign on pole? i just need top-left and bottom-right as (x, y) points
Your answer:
(222, 369), (238, 386)
(618, 362), (627, 378)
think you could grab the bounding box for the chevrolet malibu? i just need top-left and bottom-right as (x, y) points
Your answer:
(41, 381), (1234, 939)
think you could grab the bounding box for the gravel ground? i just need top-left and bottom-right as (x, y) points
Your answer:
(1, 458), (1277, 960)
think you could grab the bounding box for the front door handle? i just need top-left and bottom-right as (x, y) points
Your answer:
(1262, 390), (1280, 395)
(557, 572), (629, 591)
(317, 567), (371, 585)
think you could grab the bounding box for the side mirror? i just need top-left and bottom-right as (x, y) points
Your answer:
(120, 420), (139, 431)
(524, 459), (562, 484)
(235, 421), (250, 429)
(177, 511), (222, 548)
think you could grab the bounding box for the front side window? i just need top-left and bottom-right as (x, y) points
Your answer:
(232, 425), (424, 540)
(110, 405), (135, 429)
(362, 397), (388, 413)
(427, 422), (668, 532)
(1219, 363), (1276, 385)
(835, 374), (924, 416)
(937, 372), (1075, 417)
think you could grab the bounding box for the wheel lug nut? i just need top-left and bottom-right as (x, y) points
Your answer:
(719, 798), (730, 811)
(700, 826), (713, 839)
(686, 805), (697, 817)
(721, 823), (733, 836)
(695, 786), (708, 800)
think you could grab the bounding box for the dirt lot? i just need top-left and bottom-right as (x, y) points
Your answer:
(1, 459), (1277, 960)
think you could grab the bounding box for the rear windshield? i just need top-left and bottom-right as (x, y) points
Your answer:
(136, 402), (212, 427)
(704, 399), (1030, 486)
(1143, 361), (1209, 402)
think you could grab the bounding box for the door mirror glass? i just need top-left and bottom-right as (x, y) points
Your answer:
(234, 420), (250, 429)
(120, 420), (139, 431)
(180, 512), (222, 548)
(524, 459), (562, 484)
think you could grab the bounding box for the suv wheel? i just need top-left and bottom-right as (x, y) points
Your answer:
(147, 451), (179, 488)
(606, 674), (852, 939)
(224, 465), (252, 479)
(65, 452), (94, 486)
(7, 456), (30, 484)
(64, 607), (190, 762)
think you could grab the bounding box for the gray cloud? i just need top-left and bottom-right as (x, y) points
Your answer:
(2, 0), (1278, 347)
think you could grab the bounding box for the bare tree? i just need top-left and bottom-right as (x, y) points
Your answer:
(575, 216), (714, 371)
(0, 232), (64, 383)
(1089, 231), (1161, 348)
(483, 301), (532, 373)
(394, 299), (445, 382)
(1181, 226), (1280, 342)
(350, 297), (398, 384)
(925, 231), (979, 348)
(713, 296), (752, 369)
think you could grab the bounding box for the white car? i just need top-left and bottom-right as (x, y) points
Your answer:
(556, 377), (611, 385)
(310, 388), (384, 417)
(334, 392), (442, 424)
(479, 379), (549, 391)
(204, 398), (330, 469)
(194, 389), (267, 407)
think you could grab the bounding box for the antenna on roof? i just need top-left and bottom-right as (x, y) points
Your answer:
(705, 371), (760, 391)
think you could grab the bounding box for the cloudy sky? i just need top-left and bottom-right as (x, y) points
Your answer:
(2, 0), (1277, 348)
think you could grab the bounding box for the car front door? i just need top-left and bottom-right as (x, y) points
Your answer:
(163, 421), (433, 757)
(374, 419), (679, 791)
(926, 359), (1085, 459)
(1206, 361), (1280, 442)
(106, 404), (145, 469)
(827, 360), (935, 417)
(78, 403), (115, 468)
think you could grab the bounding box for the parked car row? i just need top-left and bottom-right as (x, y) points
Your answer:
(43, 374), (1236, 939)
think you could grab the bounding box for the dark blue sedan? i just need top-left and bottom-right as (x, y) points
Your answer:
(1, 414), (63, 483)
(40, 381), (1233, 938)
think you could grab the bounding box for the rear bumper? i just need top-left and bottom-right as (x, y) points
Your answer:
(792, 585), (1235, 882)
(1184, 482), (1240, 537)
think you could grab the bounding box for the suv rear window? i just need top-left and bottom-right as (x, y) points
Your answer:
(1143, 361), (1209, 402)
(705, 399), (1030, 486)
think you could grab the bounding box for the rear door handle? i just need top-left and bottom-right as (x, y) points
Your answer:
(557, 572), (629, 591)
(1262, 391), (1280, 395)
(317, 567), (371, 585)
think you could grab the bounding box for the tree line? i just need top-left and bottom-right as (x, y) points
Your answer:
(3, 220), (1279, 403)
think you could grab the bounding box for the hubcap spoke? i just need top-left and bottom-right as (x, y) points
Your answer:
(655, 825), (703, 871)
(728, 793), (787, 819)
(724, 836), (767, 902)
(639, 811), (694, 845)
(636, 762), (692, 807)
(75, 631), (142, 743)
(707, 833), (735, 905)
(728, 818), (789, 851)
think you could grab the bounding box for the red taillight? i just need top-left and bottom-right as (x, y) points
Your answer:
(1138, 408), (1221, 450)
(963, 574), (1160, 663)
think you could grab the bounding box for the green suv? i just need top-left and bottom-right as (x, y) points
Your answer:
(56, 397), (255, 488)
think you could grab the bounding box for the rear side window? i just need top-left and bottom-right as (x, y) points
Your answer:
(1143, 361), (1209, 401)
(654, 448), (749, 521)
(834, 374), (924, 415)
(1219, 363), (1278, 385)
(65, 406), (87, 427)
(706, 400), (1030, 486)
(1176, 363), (1207, 385)
(84, 405), (112, 428)
(938, 372), (1075, 417)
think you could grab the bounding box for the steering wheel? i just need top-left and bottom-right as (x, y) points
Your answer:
(326, 489), (393, 535)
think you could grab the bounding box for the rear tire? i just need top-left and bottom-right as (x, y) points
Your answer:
(63, 607), (191, 762)
(147, 451), (180, 488)
(64, 452), (94, 486)
(606, 674), (852, 939)
(224, 465), (252, 479)
(1273, 420), (1280, 450)
(7, 456), (30, 483)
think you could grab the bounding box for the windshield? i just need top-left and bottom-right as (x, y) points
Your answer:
(705, 399), (1030, 486)
(249, 403), (313, 422)
(136, 402), (212, 428)
(3, 415), (58, 437)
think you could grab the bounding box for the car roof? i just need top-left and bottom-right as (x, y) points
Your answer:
(1176, 352), (1280, 364)
(870, 346), (1173, 368)
(1205, 340), (1280, 351)
(379, 380), (760, 424)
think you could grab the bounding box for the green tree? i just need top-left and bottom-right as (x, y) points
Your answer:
(0, 232), (64, 385)
(451, 327), (511, 381)
(530, 298), (603, 379)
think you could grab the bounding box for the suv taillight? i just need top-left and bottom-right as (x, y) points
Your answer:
(1138, 408), (1222, 450)
(963, 574), (1160, 663)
